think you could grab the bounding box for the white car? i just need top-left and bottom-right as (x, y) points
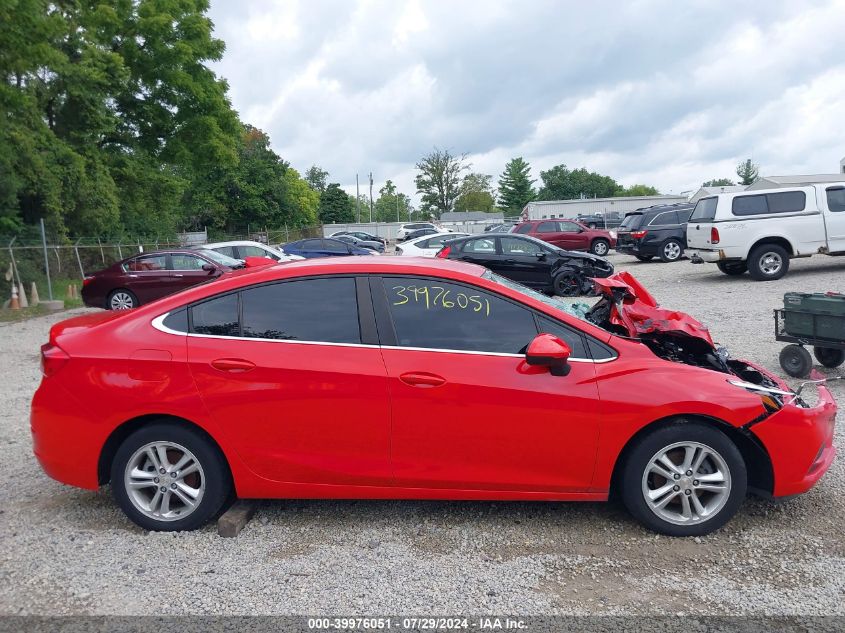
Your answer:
(395, 222), (439, 241)
(687, 182), (845, 280)
(395, 232), (469, 257)
(196, 240), (304, 263)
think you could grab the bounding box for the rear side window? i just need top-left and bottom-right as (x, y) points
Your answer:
(690, 197), (718, 222)
(462, 237), (496, 253)
(537, 221), (558, 233)
(828, 187), (845, 212)
(323, 240), (348, 253)
(192, 293), (239, 336)
(124, 254), (166, 272)
(241, 278), (360, 343)
(732, 191), (806, 216)
(299, 239), (322, 249)
(211, 246), (236, 258)
(648, 211), (679, 226)
(514, 224), (532, 234)
(382, 277), (537, 354)
(620, 213), (643, 229)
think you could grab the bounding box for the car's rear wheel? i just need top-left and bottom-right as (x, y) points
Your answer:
(590, 239), (610, 256)
(659, 239), (683, 263)
(620, 421), (746, 536)
(635, 254), (654, 262)
(108, 289), (138, 310)
(747, 244), (789, 281)
(716, 261), (747, 276)
(111, 423), (232, 531)
(814, 346), (845, 368)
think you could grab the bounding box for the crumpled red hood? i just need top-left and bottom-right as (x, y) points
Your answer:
(593, 271), (715, 345)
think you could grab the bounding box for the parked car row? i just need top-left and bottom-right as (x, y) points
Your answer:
(615, 203), (694, 263)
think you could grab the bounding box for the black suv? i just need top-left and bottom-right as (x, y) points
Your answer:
(615, 204), (694, 262)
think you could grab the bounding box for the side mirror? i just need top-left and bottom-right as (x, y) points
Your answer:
(202, 263), (215, 273)
(525, 334), (571, 376)
(535, 252), (546, 260)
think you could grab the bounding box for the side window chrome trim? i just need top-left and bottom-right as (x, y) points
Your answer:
(151, 313), (188, 336)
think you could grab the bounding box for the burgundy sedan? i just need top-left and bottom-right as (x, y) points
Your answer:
(81, 249), (243, 310)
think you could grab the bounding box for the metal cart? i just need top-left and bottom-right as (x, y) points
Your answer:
(775, 308), (845, 377)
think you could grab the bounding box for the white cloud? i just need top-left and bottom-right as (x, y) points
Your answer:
(208, 0), (845, 203)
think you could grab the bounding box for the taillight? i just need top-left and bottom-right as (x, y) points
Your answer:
(82, 276), (94, 287)
(436, 246), (451, 258)
(40, 343), (69, 377)
(631, 230), (647, 239)
(710, 227), (720, 244)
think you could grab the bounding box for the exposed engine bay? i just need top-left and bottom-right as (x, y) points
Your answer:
(585, 272), (785, 394)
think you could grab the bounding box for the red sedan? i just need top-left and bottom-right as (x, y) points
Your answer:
(32, 258), (836, 536)
(512, 219), (616, 256)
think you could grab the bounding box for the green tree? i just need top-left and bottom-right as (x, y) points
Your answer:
(537, 165), (620, 201)
(374, 180), (412, 222)
(455, 172), (496, 212)
(702, 178), (736, 187)
(736, 159), (759, 185)
(304, 165), (329, 193)
(282, 168), (319, 226)
(318, 183), (354, 224)
(497, 158), (535, 215)
(415, 148), (468, 218)
(617, 184), (659, 197)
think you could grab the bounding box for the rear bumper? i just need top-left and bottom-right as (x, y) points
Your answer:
(686, 248), (725, 263)
(750, 382), (837, 497)
(616, 242), (656, 256)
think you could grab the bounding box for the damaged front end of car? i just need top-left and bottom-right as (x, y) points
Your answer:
(554, 252), (615, 297)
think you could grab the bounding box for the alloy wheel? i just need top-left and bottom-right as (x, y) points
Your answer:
(592, 241), (609, 256)
(663, 241), (681, 261)
(641, 441), (731, 526)
(123, 441), (205, 522)
(110, 292), (135, 310)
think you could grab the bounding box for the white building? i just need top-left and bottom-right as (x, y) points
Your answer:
(746, 174), (845, 190)
(840, 155), (844, 174)
(688, 185), (747, 204)
(522, 195), (686, 220)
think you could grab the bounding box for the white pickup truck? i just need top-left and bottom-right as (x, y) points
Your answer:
(687, 182), (845, 280)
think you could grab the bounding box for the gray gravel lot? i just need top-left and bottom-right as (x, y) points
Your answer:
(1, 253), (844, 615)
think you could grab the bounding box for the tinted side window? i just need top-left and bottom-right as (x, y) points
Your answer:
(425, 235), (452, 248)
(828, 187), (845, 212)
(766, 191), (806, 213)
(462, 237), (496, 253)
(732, 195), (768, 215)
(191, 293), (239, 336)
(535, 316), (586, 358)
(648, 211), (679, 226)
(125, 254), (166, 272)
(240, 245), (272, 258)
(162, 308), (188, 333)
(678, 208), (694, 222)
(300, 239), (322, 249)
(212, 246), (236, 258)
(171, 254), (206, 270)
(537, 221), (558, 233)
(323, 240), (349, 253)
(514, 224), (532, 234)
(500, 236), (544, 255)
(690, 197), (718, 222)
(241, 278), (360, 343)
(558, 221), (581, 232)
(383, 277), (537, 354)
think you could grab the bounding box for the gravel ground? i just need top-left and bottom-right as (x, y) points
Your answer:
(1, 253), (844, 616)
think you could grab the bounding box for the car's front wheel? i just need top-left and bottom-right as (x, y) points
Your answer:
(620, 421), (746, 536)
(590, 239), (610, 256)
(111, 423), (232, 531)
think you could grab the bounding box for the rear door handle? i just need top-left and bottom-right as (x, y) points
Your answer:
(504, 259), (517, 264)
(211, 358), (256, 373)
(399, 372), (446, 387)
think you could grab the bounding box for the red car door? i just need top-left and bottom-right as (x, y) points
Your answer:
(185, 276), (392, 486)
(169, 252), (220, 293)
(122, 253), (173, 303)
(374, 276), (601, 492)
(557, 220), (590, 250)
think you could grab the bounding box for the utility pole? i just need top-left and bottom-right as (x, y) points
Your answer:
(368, 172), (374, 223)
(396, 193), (400, 222)
(356, 174), (361, 223)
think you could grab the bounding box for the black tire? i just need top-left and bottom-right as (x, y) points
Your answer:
(620, 421), (746, 537)
(590, 239), (610, 256)
(747, 244), (790, 281)
(635, 254), (654, 262)
(814, 346), (845, 368)
(716, 261), (747, 276)
(659, 239), (684, 263)
(107, 288), (139, 310)
(111, 422), (232, 531)
(779, 344), (813, 377)
(552, 271), (582, 297)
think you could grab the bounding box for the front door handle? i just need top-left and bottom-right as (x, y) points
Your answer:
(399, 372), (446, 387)
(211, 358), (256, 373)
(503, 259), (517, 264)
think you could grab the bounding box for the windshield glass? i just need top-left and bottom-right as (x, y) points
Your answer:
(619, 213), (642, 229)
(482, 270), (591, 321)
(690, 197), (718, 222)
(202, 249), (244, 268)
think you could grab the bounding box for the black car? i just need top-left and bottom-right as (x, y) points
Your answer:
(615, 204), (694, 262)
(575, 211), (624, 229)
(330, 230), (386, 245)
(436, 233), (613, 297)
(403, 227), (440, 242)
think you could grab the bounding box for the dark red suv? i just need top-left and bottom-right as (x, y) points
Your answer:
(512, 219), (616, 256)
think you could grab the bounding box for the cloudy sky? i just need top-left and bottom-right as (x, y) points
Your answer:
(207, 0), (845, 202)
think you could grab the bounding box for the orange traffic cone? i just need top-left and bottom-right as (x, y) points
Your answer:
(66, 284), (74, 300)
(30, 282), (40, 306)
(10, 284), (20, 310)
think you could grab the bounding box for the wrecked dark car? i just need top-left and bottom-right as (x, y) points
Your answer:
(436, 232), (613, 297)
